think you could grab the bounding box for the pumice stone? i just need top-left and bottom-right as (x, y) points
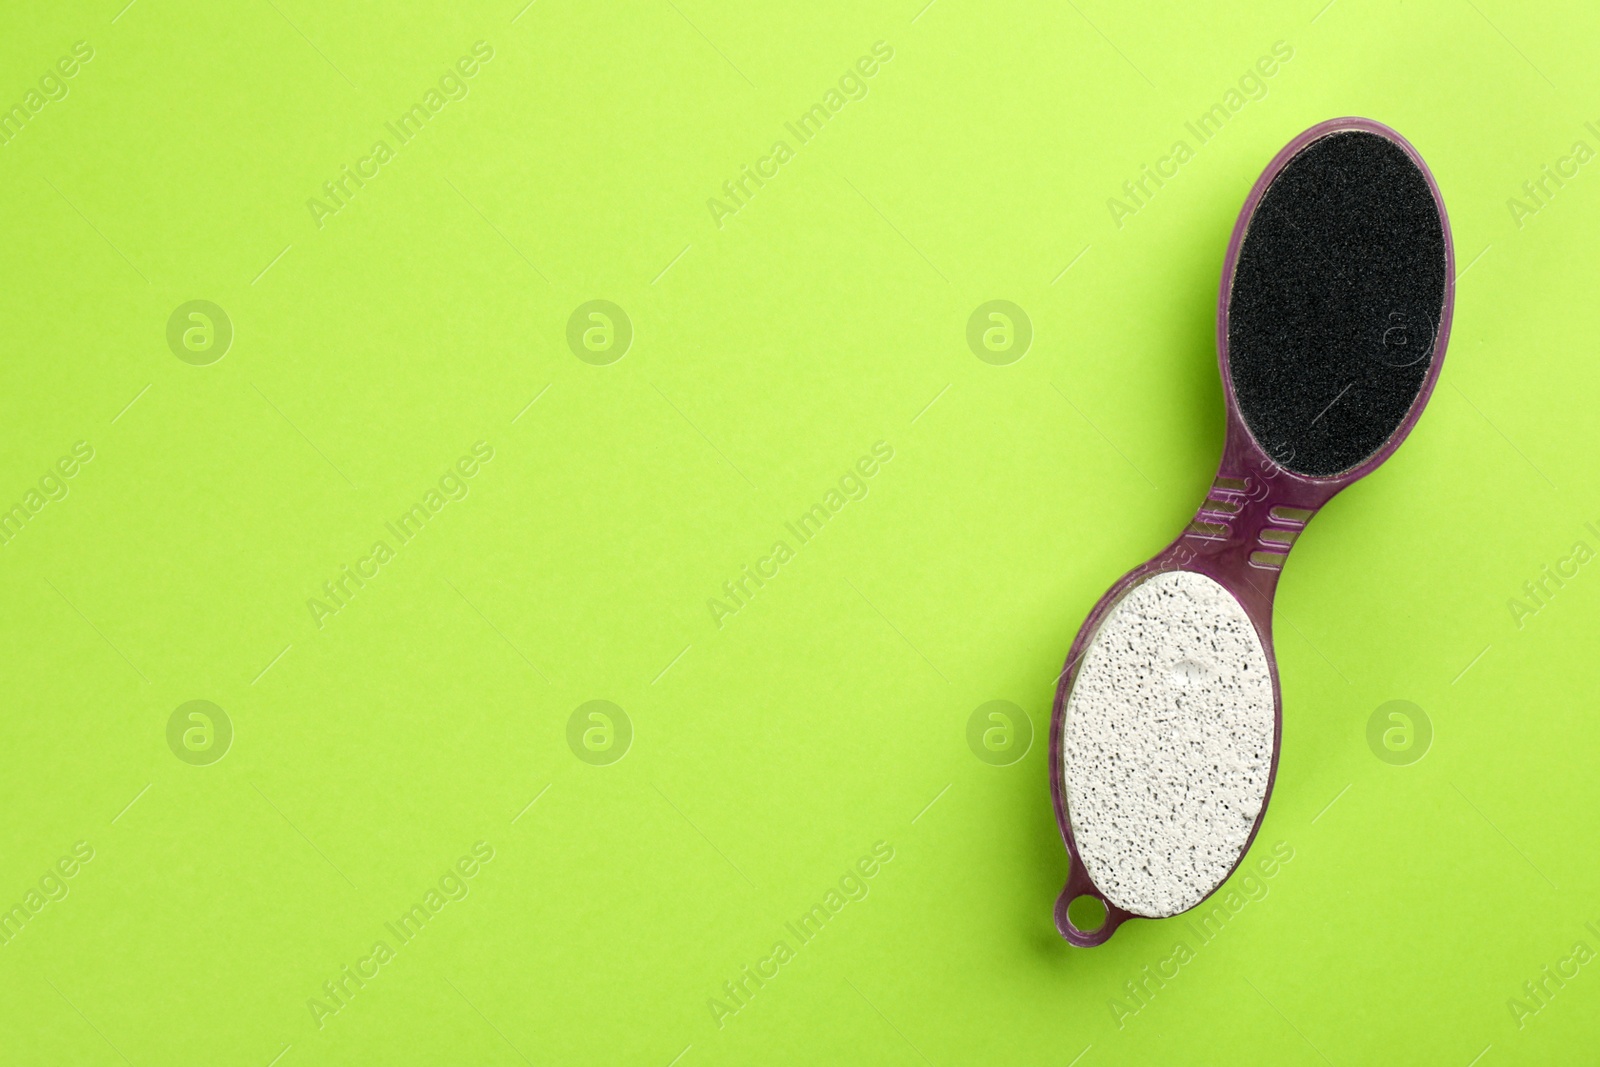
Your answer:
(1048, 118), (1454, 947)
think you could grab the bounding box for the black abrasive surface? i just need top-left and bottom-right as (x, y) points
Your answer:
(1226, 131), (1448, 477)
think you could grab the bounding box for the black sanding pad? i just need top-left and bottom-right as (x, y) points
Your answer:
(1227, 131), (1448, 477)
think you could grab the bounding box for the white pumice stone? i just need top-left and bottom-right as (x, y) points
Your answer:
(1063, 570), (1274, 918)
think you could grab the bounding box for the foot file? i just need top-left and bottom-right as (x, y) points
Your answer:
(1049, 118), (1453, 947)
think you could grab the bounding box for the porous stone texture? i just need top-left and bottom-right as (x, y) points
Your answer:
(1063, 570), (1274, 918)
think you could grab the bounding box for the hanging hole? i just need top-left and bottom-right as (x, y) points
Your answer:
(1066, 894), (1108, 932)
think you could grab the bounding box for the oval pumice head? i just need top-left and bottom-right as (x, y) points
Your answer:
(1226, 129), (1449, 478)
(1063, 571), (1274, 917)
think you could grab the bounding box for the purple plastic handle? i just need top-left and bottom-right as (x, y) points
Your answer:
(1048, 117), (1456, 947)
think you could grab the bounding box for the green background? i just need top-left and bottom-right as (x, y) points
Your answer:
(2, 0), (1598, 1063)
